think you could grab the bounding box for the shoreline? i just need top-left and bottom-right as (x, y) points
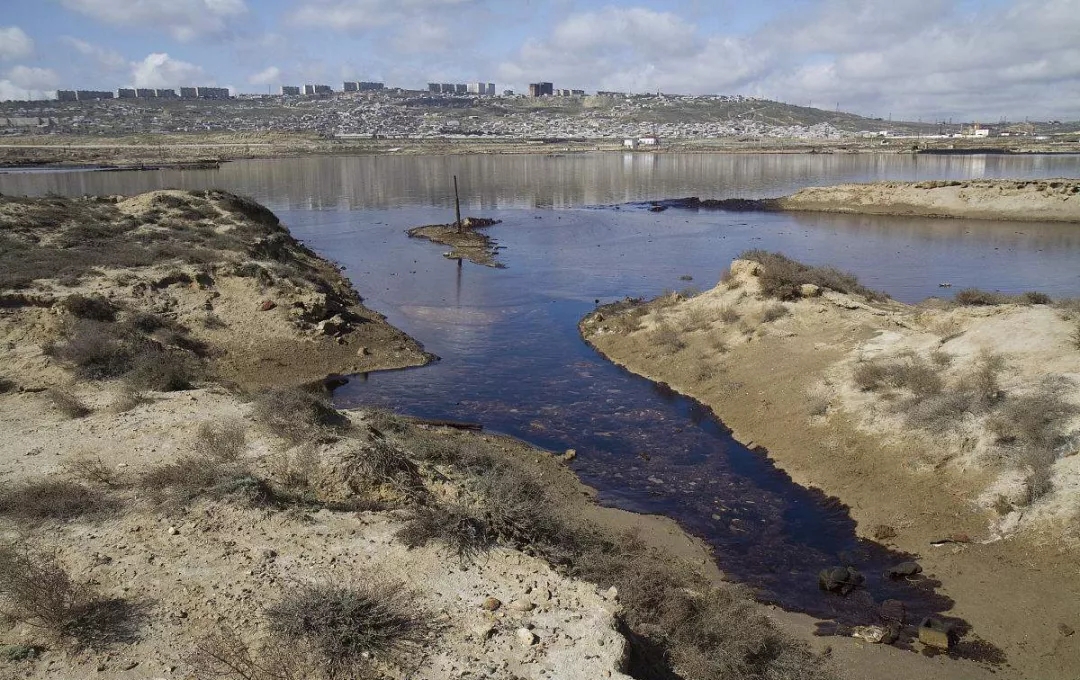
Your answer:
(578, 257), (1080, 679)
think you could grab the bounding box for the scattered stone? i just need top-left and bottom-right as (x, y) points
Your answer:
(918, 616), (954, 650)
(167, 526), (179, 536)
(356, 346), (370, 356)
(800, 283), (821, 297)
(563, 449), (577, 462)
(818, 566), (864, 595)
(472, 623), (495, 641)
(872, 524), (897, 540)
(851, 625), (886, 643)
(481, 597), (502, 611)
(516, 627), (538, 646)
(316, 315), (349, 336)
(1060, 623), (1075, 637)
(884, 561), (922, 579)
(259, 300), (276, 311)
(604, 586), (619, 601)
(509, 599), (535, 612)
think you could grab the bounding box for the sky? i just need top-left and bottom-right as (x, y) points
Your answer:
(0, 0), (1077, 121)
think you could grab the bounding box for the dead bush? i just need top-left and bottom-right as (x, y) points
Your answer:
(194, 420), (247, 461)
(0, 480), (117, 521)
(49, 319), (137, 380)
(363, 407), (409, 435)
(719, 267), (735, 287)
(761, 303), (789, 323)
(111, 386), (149, 412)
(265, 445), (323, 496)
(46, 387), (92, 418)
(405, 433), (465, 465)
(1071, 322), (1080, 350)
(265, 581), (432, 678)
(139, 454), (247, 503)
(254, 388), (348, 443)
(650, 323), (686, 354)
(63, 455), (121, 488)
(396, 504), (493, 562)
(954, 289), (1053, 306)
(349, 441), (423, 497)
(59, 294), (117, 322)
(718, 306), (740, 323)
(987, 381), (1077, 452)
(189, 625), (307, 680)
(740, 250), (885, 302)
(0, 376), (15, 393)
(851, 356), (942, 398)
(124, 348), (201, 391)
(905, 391), (977, 433)
(929, 349), (953, 367)
(683, 306), (712, 331)
(0, 544), (144, 649)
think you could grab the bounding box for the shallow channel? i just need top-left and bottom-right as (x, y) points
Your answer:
(5, 153), (1080, 640)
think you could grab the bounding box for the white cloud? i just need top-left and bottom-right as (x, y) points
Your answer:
(248, 65), (281, 85)
(130, 53), (206, 88)
(0, 26), (34, 60)
(61, 36), (127, 71)
(497, 1), (1080, 120)
(58, 0), (248, 41)
(6, 65), (60, 90)
(291, 0), (473, 31)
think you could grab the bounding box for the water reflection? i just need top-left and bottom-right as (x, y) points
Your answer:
(3, 153), (1079, 210)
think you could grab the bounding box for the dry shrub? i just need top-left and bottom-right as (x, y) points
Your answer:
(363, 407), (409, 435)
(124, 348), (201, 391)
(719, 267), (735, 287)
(265, 445), (323, 496)
(63, 455), (121, 488)
(954, 289), (1053, 306)
(959, 351), (1006, 405)
(1071, 322), (1080, 350)
(405, 432), (466, 465)
(0, 480), (117, 521)
(0, 544), (144, 649)
(683, 306), (712, 332)
(190, 625), (307, 680)
(650, 323), (685, 354)
(194, 420), (247, 461)
(396, 504), (493, 562)
(348, 441), (423, 497)
(740, 250), (885, 302)
(851, 356), (942, 398)
(265, 581), (432, 678)
(46, 387), (92, 418)
(929, 349), (953, 367)
(59, 294), (117, 322)
(760, 303), (789, 323)
(0, 376), (15, 394)
(111, 386), (149, 412)
(719, 306), (740, 323)
(139, 454), (254, 504)
(254, 388), (348, 443)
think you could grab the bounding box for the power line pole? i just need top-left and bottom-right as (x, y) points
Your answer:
(453, 175), (463, 234)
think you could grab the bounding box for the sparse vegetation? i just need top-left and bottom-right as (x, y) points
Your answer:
(63, 455), (121, 488)
(0, 480), (117, 521)
(59, 294), (118, 322)
(139, 453), (245, 503)
(253, 388), (349, 444)
(396, 504), (493, 562)
(651, 323), (686, 354)
(0, 544), (143, 648)
(761, 303), (790, 323)
(740, 250), (886, 301)
(265, 581), (433, 678)
(719, 305), (740, 323)
(46, 387), (92, 418)
(193, 420), (247, 461)
(953, 288), (1053, 306)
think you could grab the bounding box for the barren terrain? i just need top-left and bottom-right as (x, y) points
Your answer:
(580, 256), (1080, 678)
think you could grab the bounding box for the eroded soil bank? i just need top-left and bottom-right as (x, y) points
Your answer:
(580, 256), (1080, 679)
(406, 217), (503, 267)
(0, 192), (840, 680)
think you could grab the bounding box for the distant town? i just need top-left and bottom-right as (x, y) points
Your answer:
(1, 79), (1074, 146)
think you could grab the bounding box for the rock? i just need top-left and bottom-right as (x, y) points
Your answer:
(516, 627), (538, 646)
(472, 623), (495, 641)
(508, 599), (535, 612)
(356, 346), (370, 356)
(918, 616), (954, 650)
(563, 449), (577, 462)
(481, 597), (502, 611)
(167, 526), (179, 536)
(536, 588), (552, 602)
(950, 532), (971, 543)
(800, 283), (821, 297)
(1060, 623), (1075, 637)
(604, 586), (619, 601)
(851, 625), (886, 643)
(884, 561), (922, 579)
(818, 566), (864, 595)
(316, 315), (349, 336)
(880, 599), (906, 624)
(729, 259), (761, 279)
(259, 299), (276, 311)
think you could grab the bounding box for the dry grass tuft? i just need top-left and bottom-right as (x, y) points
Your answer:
(0, 480), (118, 521)
(63, 455), (122, 488)
(740, 250), (885, 302)
(761, 303), (790, 323)
(193, 420), (247, 461)
(396, 504), (494, 562)
(253, 388), (348, 444)
(265, 581), (433, 678)
(46, 387), (92, 418)
(718, 306), (740, 323)
(650, 323), (686, 354)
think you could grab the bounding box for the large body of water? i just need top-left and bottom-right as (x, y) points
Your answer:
(4, 153), (1079, 632)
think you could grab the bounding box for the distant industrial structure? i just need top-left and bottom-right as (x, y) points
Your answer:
(343, 81), (384, 92)
(528, 82), (553, 97)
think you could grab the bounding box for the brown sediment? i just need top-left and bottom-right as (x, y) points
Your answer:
(407, 217), (503, 267)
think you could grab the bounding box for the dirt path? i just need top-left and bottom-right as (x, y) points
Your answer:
(580, 259), (1080, 679)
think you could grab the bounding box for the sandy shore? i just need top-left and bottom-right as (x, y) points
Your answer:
(774, 179), (1080, 222)
(580, 258), (1080, 679)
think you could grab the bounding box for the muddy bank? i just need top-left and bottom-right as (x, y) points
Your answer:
(407, 217), (503, 267)
(579, 257), (1080, 678)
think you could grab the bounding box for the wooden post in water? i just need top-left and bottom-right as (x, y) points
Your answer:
(453, 175), (463, 233)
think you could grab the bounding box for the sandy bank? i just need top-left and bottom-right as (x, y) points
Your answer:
(407, 217), (503, 268)
(580, 258), (1080, 678)
(775, 179), (1080, 222)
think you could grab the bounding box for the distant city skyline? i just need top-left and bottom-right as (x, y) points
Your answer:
(0, 0), (1077, 121)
